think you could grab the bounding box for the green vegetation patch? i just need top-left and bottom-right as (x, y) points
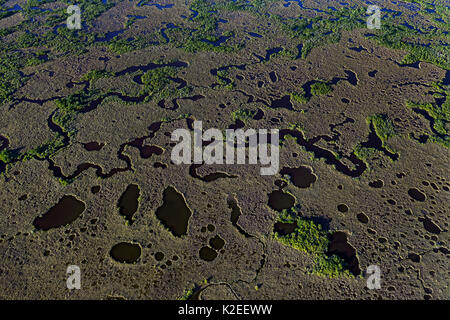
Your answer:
(367, 4), (450, 70)
(353, 144), (377, 163)
(81, 70), (115, 86)
(274, 213), (352, 278)
(163, 0), (242, 53)
(407, 94), (450, 148)
(140, 65), (189, 100)
(0, 1), (117, 104)
(22, 136), (65, 160)
(280, 7), (366, 59)
(368, 114), (396, 147)
(231, 108), (256, 122)
(108, 33), (162, 54)
(0, 149), (20, 164)
(0, 135), (66, 176)
(290, 89), (309, 104)
(0, 51), (26, 104)
(354, 114), (398, 164)
(216, 69), (235, 90)
(310, 82), (332, 96)
(53, 87), (108, 138)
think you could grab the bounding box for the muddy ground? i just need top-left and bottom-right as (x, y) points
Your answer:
(0, 0), (448, 300)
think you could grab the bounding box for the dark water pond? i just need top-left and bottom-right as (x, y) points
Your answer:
(199, 246), (217, 261)
(408, 188), (426, 201)
(83, 142), (104, 151)
(155, 186), (192, 237)
(118, 184), (140, 224)
(328, 231), (360, 276)
(110, 242), (141, 263)
(33, 195), (85, 230)
(280, 166), (317, 188)
(268, 190), (295, 211)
